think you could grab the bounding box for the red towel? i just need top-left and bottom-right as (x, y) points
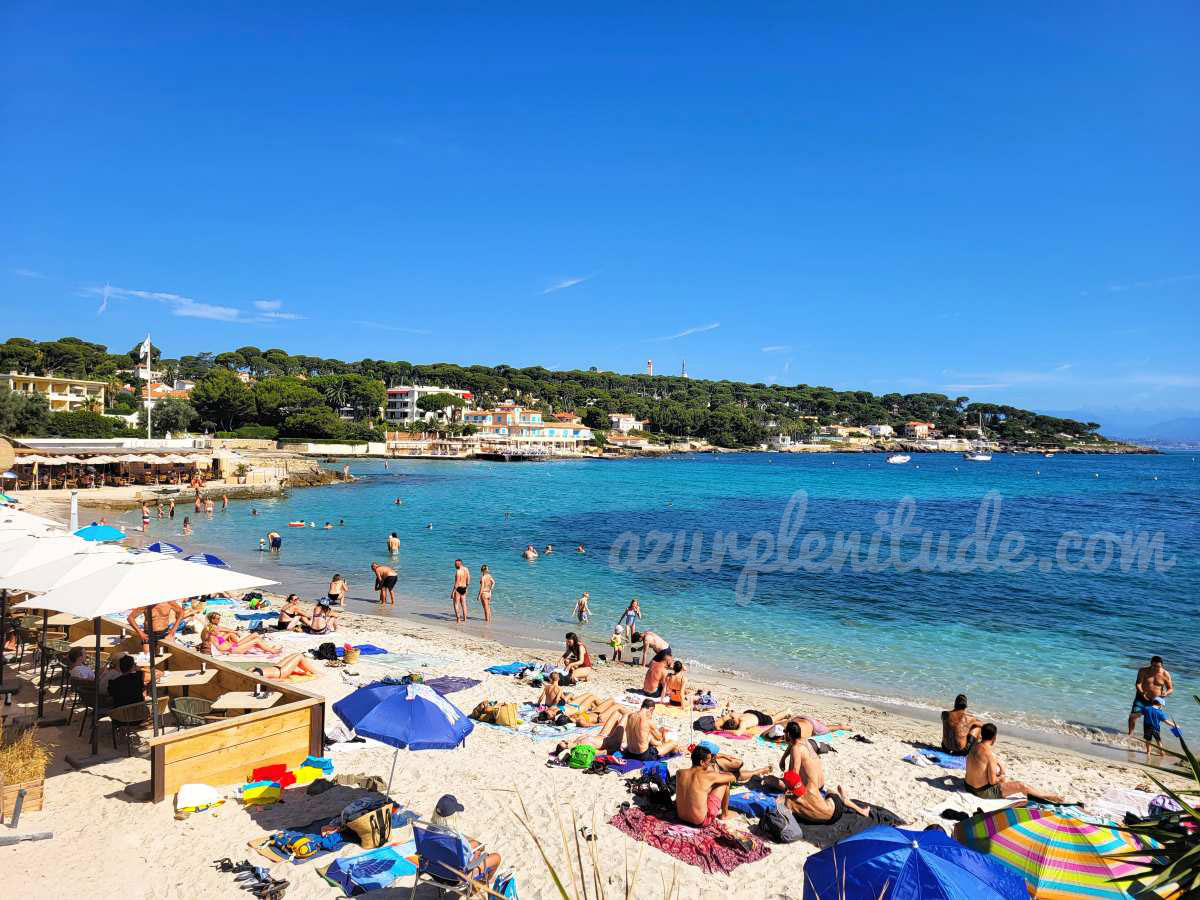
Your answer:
(251, 764), (297, 789)
(607, 806), (770, 875)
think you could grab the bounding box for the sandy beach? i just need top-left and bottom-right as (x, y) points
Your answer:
(2, 578), (1188, 900)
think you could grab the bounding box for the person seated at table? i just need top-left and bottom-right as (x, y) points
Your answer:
(108, 654), (149, 707)
(428, 795), (503, 888)
(199, 612), (282, 657)
(67, 646), (95, 680)
(250, 653), (322, 681)
(275, 594), (310, 631)
(304, 598), (338, 634)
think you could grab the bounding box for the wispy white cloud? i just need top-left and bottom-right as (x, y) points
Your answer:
(86, 284), (300, 323)
(1055, 363), (1072, 371)
(13, 268), (46, 279)
(650, 322), (720, 342)
(942, 366), (1200, 393)
(350, 319), (432, 335)
(541, 275), (592, 295)
(761, 345), (791, 353)
(1081, 273), (1200, 296)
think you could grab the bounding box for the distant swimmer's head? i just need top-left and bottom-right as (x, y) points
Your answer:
(954, 694), (968, 711)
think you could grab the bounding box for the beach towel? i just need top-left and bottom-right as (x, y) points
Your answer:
(239, 780), (282, 806)
(728, 790), (779, 819)
(708, 730), (756, 741)
(251, 764), (297, 789)
(423, 675), (482, 696)
(607, 805), (770, 875)
(485, 662), (535, 676)
(609, 751), (682, 775)
(916, 748), (967, 770)
(336, 644), (388, 657)
(319, 842), (418, 895)
(235, 611), (278, 622)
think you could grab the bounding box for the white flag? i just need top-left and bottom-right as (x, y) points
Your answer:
(139, 335), (152, 361)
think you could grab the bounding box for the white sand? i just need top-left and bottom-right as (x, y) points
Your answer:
(1, 600), (1186, 900)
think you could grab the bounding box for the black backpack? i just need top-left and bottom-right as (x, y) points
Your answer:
(314, 642), (338, 661)
(694, 715), (716, 732)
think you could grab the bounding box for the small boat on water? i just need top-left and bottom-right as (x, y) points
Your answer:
(1043, 451), (1056, 458)
(963, 450), (992, 461)
(886, 454), (911, 464)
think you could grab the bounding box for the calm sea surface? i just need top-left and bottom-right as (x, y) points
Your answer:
(120, 452), (1200, 736)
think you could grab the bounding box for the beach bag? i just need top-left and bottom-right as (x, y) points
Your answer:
(492, 871), (519, 899)
(568, 745), (597, 769)
(493, 703), (521, 727)
(760, 803), (804, 843)
(314, 642), (338, 661)
(345, 802), (393, 849)
(471, 701), (498, 722)
(694, 715), (716, 732)
(342, 645), (360, 665)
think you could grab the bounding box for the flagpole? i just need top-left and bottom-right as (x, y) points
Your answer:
(143, 334), (152, 440)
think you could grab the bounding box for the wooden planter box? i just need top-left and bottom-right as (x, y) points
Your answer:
(1, 778), (44, 817)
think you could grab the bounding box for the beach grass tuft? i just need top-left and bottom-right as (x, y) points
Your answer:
(0, 727), (52, 784)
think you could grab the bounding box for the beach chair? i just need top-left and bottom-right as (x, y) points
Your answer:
(410, 823), (487, 898)
(106, 701), (153, 755)
(170, 696), (215, 730)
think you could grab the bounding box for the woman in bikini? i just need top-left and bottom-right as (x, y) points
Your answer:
(200, 612), (282, 657)
(327, 573), (348, 607)
(665, 660), (688, 707)
(251, 653), (321, 680)
(276, 594), (309, 631)
(717, 707), (791, 735)
(561, 632), (593, 682)
(477, 564), (494, 623)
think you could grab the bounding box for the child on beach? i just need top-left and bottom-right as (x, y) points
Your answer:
(574, 592), (590, 623)
(609, 626), (623, 663)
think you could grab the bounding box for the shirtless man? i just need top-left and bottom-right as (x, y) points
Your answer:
(371, 562), (397, 606)
(127, 600), (185, 648)
(642, 649), (674, 697)
(676, 745), (737, 826)
(451, 559), (470, 623)
(387, 532), (401, 554)
(778, 721), (872, 824)
(694, 738), (768, 782)
(1129, 656), (1173, 738)
(942, 694), (983, 755)
(631, 630), (670, 667)
(622, 699), (680, 761)
(966, 723), (1064, 803)
(522, 544), (538, 560)
(477, 564), (494, 623)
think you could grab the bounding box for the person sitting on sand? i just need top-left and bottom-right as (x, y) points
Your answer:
(693, 739), (769, 783)
(777, 721), (903, 826)
(622, 698), (681, 761)
(276, 594), (310, 631)
(536, 673), (619, 718)
(676, 744), (738, 826)
(429, 795), (503, 887)
(200, 612), (282, 657)
(371, 562), (397, 606)
(523, 544), (539, 560)
(718, 707), (790, 735)
(942, 694), (983, 755)
(630, 629), (670, 667)
(561, 632), (593, 682)
(305, 598), (338, 634)
(665, 660), (688, 706)
(642, 649), (674, 697)
(327, 573), (348, 607)
(251, 653), (322, 681)
(966, 723), (1065, 803)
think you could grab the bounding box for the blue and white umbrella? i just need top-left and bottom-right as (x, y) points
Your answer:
(146, 541), (183, 554)
(183, 552), (228, 567)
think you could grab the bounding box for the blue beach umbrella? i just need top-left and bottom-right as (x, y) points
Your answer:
(74, 524), (126, 542)
(182, 552), (228, 567)
(803, 825), (1029, 900)
(146, 541), (183, 554)
(333, 682), (474, 793)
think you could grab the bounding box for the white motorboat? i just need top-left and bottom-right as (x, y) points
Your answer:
(886, 454), (911, 464)
(963, 450), (992, 461)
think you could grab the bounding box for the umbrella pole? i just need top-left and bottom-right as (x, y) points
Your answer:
(91, 617), (101, 756)
(36, 609), (48, 718)
(0, 587), (7, 690)
(146, 606), (160, 736)
(386, 747), (399, 796)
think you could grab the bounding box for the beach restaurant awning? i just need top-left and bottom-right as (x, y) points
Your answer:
(54, 455), (83, 464)
(116, 454), (144, 463)
(0, 541), (126, 592)
(86, 455), (119, 464)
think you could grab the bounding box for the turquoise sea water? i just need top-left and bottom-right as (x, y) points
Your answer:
(120, 452), (1199, 737)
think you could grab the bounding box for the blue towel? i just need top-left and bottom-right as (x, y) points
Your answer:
(335, 643), (388, 657)
(918, 749), (967, 770)
(729, 790), (778, 819)
(423, 676), (482, 695)
(485, 662), (534, 675)
(235, 611), (277, 622)
(301, 755), (335, 775)
(323, 846), (417, 895)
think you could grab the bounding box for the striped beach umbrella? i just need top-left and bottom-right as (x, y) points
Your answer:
(955, 806), (1157, 898)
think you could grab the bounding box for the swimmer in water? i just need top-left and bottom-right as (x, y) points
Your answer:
(576, 544), (585, 554)
(544, 544), (554, 555)
(395, 497), (403, 505)
(323, 521), (333, 529)
(426, 523), (433, 530)
(251, 508), (258, 516)
(387, 532), (400, 553)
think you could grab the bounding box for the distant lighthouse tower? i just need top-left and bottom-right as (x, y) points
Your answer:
(646, 359), (654, 376)
(681, 359), (688, 379)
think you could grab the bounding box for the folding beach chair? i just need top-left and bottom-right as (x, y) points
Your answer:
(410, 823), (484, 898)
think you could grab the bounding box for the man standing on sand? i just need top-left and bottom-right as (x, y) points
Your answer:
(128, 600), (186, 649)
(371, 562), (397, 606)
(941, 694), (983, 755)
(387, 532), (400, 554)
(1129, 656), (1173, 738)
(451, 559), (470, 623)
(966, 723), (1065, 803)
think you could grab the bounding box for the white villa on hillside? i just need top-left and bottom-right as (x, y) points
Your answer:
(385, 385), (474, 423)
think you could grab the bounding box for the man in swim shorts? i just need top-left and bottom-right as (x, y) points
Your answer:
(942, 694), (982, 755)
(676, 744), (737, 826)
(966, 723), (1064, 803)
(451, 558), (470, 623)
(268, 530), (282, 550)
(1128, 655), (1173, 738)
(371, 562), (397, 606)
(623, 699), (680, 760)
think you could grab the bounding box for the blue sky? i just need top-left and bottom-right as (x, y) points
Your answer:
(2, 3), (1196, 424)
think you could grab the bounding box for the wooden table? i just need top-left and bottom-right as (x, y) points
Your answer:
(131, 652), (171, 668)
(71, 634), (125, 649)
(154, 669), (216, 696)
(46, 613), (85, 627)
(210, 691), (281, 713)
